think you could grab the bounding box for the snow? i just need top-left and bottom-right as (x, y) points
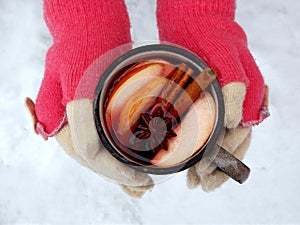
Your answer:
(1, 0), (300, 224)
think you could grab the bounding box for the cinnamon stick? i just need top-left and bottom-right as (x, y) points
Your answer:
(172, 68), (216, 118)
(161, 63), (193, 110)
(149, 63), (191, 115)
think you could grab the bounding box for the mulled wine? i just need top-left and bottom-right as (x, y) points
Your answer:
(102, 56), (217, 169)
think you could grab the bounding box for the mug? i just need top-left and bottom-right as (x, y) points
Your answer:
(93, 44), (250, 184)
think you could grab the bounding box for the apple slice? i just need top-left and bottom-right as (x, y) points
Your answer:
(151, 92), (216, 167)
(106, 59), (175, 105)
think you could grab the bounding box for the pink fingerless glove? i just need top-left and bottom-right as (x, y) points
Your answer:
(35, 0), (131, 138)
(157, 0), (269, 126)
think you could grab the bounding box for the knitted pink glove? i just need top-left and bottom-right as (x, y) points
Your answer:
(26, 0), (154, 198)
(157, 0), (269, 127)
(33, 0), (131, 138)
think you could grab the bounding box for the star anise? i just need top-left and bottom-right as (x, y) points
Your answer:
(134, 106), (177, 155)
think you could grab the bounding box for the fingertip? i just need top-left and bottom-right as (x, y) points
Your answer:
(222, 82), (246, 129)
(186, 167), (201, 189)
(121, 185), (146, 198)
(200, 170), (229, 192)
(25, 97), (39, 134)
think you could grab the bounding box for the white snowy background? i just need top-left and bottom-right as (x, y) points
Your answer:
(1, 0), (300, 224)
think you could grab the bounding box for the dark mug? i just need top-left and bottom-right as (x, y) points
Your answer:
(93, 44), (250, 184)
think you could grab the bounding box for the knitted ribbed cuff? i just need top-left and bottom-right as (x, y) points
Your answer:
(43, 0), (131, 104)
(157, 0), (235, 20)
(44, 0), (130, 42)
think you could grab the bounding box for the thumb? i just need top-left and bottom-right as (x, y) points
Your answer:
(25, 75), (65, 139)
(26, 46), (66, 139)
(34, 75), (66, 138)
(222, 82), (246, 129)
